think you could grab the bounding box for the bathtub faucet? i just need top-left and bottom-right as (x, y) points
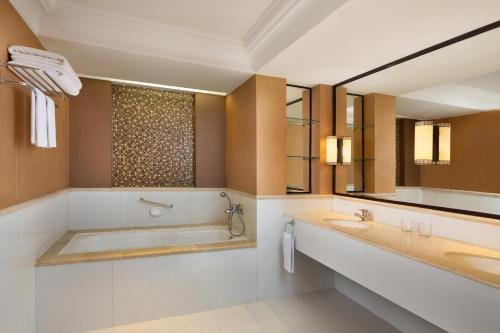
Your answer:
(219, 192), (245, 237)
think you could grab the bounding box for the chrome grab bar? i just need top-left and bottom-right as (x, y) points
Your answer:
(139, 197), (173, 209)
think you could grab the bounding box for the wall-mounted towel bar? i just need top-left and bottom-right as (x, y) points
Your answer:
(0, 62), (67, 99)
(139, 197), (174, 209)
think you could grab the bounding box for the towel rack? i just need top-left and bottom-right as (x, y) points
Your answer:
(139, 197), (174, 209)
(284, 219), (295, 237)
(0, 62), (67, 99)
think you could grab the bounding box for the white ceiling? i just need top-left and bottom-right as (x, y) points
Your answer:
(9, 0), (347, 93)
(8, 0), (500, 94)
(396, 98), (478, 121)
(62, 0), (274, 41)
(259, 0), (500, 87)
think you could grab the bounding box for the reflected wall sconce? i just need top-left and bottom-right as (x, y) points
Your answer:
(414, 121), (451, 165)
(326, 136), (352, 165)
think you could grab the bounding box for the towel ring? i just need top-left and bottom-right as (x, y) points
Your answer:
(284, 219), (295, 237)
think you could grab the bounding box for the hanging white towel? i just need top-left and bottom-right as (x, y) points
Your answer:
(34, 88), (48, 148)
(46, 96), (56, 148)
(31, 89), (36, 144)
(283, 224), (295, 273)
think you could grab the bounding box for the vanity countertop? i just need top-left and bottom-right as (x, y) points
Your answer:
(287, 210), (500, 289)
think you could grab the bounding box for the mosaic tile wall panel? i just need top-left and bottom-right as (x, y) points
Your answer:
(112, 85), (195, 187)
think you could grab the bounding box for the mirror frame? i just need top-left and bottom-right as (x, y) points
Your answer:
(331, 19), (500, 220)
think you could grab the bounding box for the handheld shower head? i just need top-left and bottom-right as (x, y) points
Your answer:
(219, 192), (232, 205)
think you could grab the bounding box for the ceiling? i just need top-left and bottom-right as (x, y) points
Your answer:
(61, 0), (274, 40)
(8, 0), (500, 94)
(9, 0), (347, 93)
(259, 0), (500, 87)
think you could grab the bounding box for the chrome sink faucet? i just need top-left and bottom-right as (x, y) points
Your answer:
(354, 209), (372, 221)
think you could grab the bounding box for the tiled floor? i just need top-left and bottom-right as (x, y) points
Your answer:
(85, 289), (399, 333)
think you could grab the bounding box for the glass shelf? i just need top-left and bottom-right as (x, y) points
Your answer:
(347, 124), (374, 130)
(287, 155), (319, 160)
(287, 117), (319, 126)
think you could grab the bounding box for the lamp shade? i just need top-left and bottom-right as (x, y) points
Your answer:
(326, 136), (352, 165)
(326, 136), (338, 164)
(414, 121), (451, 165)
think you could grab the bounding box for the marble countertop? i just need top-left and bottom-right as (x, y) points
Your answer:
(287, 210), (500, 289)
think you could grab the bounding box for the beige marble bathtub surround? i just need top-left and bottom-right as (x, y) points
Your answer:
(288, 210), (500, 289)
(37, 223), (256, 266)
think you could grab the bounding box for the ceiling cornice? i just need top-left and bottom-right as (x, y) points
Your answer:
(39, 0), (58, 13)
(35, 1), (252, 72)
(243, 0), (301, 53)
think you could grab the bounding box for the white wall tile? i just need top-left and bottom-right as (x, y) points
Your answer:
(0, 192), (68, 333)
(229, 191), (257, 240)
(256, 199), (288, 300)
(36, 262), (113, 333)
(120, 191), (191, 227)
(113, 252), (211, 325)
(210, 248), (257, 308)
(191, 191), (227, 224)
(256, 197), (335, 301)
(69, 191), (121, 229)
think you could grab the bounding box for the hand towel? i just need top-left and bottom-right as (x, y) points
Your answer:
(34, 88), (48, 147)
(283, 227), (295, 273)
(8, 45), (82, 89)
(46, 96), (56, 148)
(31, 89), (36, 144)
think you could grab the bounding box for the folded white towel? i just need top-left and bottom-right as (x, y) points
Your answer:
(283, 226), (295, 273)
(46, 96), (56, 148)
(9, 60), (80, 96)
(31, 89), (36, 144)
(8, 45), (82, 89)
(11, 54), (81, 90)
(34, 88), (48, 148)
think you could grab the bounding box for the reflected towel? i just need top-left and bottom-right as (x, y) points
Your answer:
(46, 96), (56, 148)
(283, 228), (295, 273)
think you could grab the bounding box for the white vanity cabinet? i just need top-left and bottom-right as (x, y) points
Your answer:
(294, 219), (500, 333)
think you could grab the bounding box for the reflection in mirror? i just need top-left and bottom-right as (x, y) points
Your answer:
(338, 26), (500, 216)
(286, 85), (315, 193)
(346, 94), (363, 192)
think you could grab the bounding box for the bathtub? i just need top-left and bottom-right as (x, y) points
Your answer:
(37, 224), (254, 266)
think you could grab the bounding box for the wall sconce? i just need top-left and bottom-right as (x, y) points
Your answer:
(326, 136), (352, 165)
(414, 121), (451, 165)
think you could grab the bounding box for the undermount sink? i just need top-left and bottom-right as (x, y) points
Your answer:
(445, 252), (500, 276)
(325, 219), (369, 229)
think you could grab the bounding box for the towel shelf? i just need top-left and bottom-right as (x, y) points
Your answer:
(0, 62), (67, 99)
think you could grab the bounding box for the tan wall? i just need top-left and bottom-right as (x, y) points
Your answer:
(364, 93), (396, 194)
(68, 79), (226, 188)
(226, 75), (286, 195)
(69, 78), (112, 187)
(256, 75), (286, 195)
(226, 76), (257, 194)
(0, 1), (69, 209)
(195, 93), (226, 187)
(420, 110), (500, 193)
(311, 85), (333, 194)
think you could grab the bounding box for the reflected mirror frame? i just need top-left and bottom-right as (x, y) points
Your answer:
(331, 19), (500, 220)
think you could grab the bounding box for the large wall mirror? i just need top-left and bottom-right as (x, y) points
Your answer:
(333, 22), (500, 218)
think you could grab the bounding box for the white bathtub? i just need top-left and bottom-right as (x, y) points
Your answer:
(60, 225), (246, 254)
